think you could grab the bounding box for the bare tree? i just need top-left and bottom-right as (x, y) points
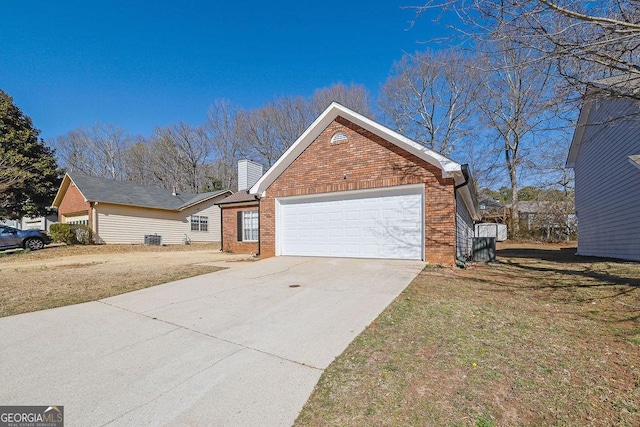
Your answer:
(234, 104), (283, 168)
(409, 0), (640, 97)
(206, 99), (241, 190)
(123, 139), (152, 185)
(165, 123), (213, 192)
(232, 83), (374, 168)
(312, 83), (373, 116)
(52, 128), (93, 175)
(474, 41), (561, 236)
(379, 49), (481, 155)
(145, 128), (183, 190)
(53, 123), (130, 179)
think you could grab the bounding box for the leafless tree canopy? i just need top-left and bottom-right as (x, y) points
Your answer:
(379, 49), (481, 155)
(409, 0), (640, 97)
(53, 83), (373, 192)
(53, 123), (130, 180)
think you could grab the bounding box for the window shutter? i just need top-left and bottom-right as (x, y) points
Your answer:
(237, 211), (243, 241)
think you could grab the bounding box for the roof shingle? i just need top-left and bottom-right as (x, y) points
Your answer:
(67, 173), (229, 210)
(215, 190), (259, 205)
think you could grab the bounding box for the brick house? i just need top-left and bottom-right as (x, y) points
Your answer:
(218, 103), (480, 265)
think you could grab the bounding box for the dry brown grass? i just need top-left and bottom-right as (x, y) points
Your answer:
(0, 243), (250, 317)
(296, 242), (640, 426)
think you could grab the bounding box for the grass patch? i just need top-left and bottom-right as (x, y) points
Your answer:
(0, 243), (231, 317)
(295, 243), (640, 426)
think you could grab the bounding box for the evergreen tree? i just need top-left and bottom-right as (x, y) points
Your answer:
(0, 90), (61, 218)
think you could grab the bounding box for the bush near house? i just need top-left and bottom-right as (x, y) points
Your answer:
(49, 223), (93, 245)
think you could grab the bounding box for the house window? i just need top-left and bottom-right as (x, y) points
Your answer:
(238, 210), (258, 242)
(191, 215), (208, 232)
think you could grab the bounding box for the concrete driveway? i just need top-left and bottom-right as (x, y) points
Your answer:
(0, 256), (424, 426)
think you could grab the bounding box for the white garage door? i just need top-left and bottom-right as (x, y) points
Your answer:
(277, 185), (424, 260)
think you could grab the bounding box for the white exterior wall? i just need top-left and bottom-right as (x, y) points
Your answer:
(475, 223), (508, 241)
(94, 199), (222, 245)
(574, 97), (640, 261)
(238, 159), (263, 191)
(456, 193), (474, 258)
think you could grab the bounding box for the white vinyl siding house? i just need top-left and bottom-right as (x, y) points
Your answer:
(53, 173), (230, 245)
(94, 199), (222, 244)
(567, 81), (640, 261)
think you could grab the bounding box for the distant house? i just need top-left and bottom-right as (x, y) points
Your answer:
(0, 210), (58, 232)
(52, 173), (231, 245)
(217, 102), (480, 265)
(566, 74), (640, 261)
(508, 200), (576, 240)
(478, 198), (508, 223)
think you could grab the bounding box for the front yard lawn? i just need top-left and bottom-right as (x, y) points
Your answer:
(296, 242), (640, 426)
(0, 243), (249, 317)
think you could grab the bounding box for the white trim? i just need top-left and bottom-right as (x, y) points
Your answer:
(241, 210), (259, 242)
(218, 201), (260, 208)
(567, 99), (594, 168)
(250, 102), (462, 196)
(275, 183), (425, 260)
(276, 183), (425, 203)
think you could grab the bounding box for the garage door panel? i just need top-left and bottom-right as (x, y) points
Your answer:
(278, 186), (423, 260)
(328, 228), (343, 238)
(328, 212), (342, 222)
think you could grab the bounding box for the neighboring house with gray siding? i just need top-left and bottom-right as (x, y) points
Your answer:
(566, 74), (640, 261)
(52, 173), (230, 245)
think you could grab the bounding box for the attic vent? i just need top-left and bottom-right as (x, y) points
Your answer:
(330, 131), (348, 144)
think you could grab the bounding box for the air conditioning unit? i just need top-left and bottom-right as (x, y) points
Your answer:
(144, 234), (161, 245)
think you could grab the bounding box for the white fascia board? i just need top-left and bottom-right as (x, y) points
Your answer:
(328, 103), (462, 177)
(250, 102), (462, 195)
(457, 184), (482, 221)
(566, 99), (594, 168)
(52, 173), (91, 207)
(250, 105), (338, 195)
(51, 174), (71, 208)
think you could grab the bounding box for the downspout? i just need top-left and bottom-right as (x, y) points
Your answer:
(89, 201), (98, 243)
(257, 197), (261, 257)
(219, 204), (224, 252)
(453, 164), (471, 263)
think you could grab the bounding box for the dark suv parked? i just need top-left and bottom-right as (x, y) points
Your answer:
(0, 225), (53, 251)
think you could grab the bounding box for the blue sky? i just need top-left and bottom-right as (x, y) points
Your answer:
(1, 1), (445, 141)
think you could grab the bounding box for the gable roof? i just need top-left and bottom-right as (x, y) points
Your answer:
(567, 74), (640, 168)
(249, 102), (480, 220)
(250, 102), (465, 193)
(52, 173), (230, 211)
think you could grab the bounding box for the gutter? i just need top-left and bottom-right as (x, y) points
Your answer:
(453, 164), (482, 221)
(454, 164), (470, 190)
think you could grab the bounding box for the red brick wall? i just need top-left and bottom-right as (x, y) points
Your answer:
(259, 116), (457, 265)
(58, 184), (89, 219)
(221, 205), (260, 254)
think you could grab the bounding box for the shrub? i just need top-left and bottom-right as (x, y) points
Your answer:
(49, 223), (93, 245)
